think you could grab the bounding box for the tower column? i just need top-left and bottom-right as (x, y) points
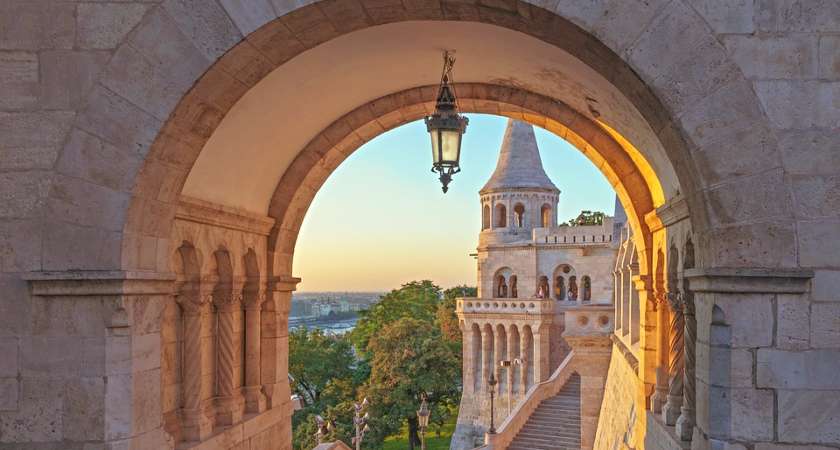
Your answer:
(482, 325), (493, 391)
(214, 283), (243, 425)
(662, 292), (685, 425)
(242, 290), (267, 413)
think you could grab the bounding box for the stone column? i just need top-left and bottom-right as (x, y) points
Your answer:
(242, 289), (267, 413)
(564, 333), (612, 450)
(651, 291), (670, 413)
(520, 326), (530, 392)
(460, 321), (475, 396)
(676, 291), (696, 440)
(495, 326), (505, 391)
(176, 291), (212, 441)
(662, 292), (684, 425)
(533, 323), (551, 383)
(506, 325), (518, 395)
(482, 325), (493, 392)
(214, 283), (243, 425)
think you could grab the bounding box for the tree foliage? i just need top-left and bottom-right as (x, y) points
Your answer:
(560, 210), (606, 227)
(289, 326), (356, 405)
(363, 317), (461, 449)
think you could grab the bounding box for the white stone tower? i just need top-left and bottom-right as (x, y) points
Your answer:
(451, 119), (618, 450)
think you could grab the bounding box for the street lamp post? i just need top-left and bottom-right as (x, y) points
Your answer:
(500, 358), (523, 416)
(417, 393), (430, 450)
(352, 398), (371, 450)
(488, 372), (497, 434)
(314, 415), (336, 445)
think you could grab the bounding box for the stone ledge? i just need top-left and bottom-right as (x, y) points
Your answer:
(610, 333), (639, 375)
(177, 195), (276, 236)
(646, 196), (689, 232)
(684, 267), (814, 293)
(23, 271), (176, 296)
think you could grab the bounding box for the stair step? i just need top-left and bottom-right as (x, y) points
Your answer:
(508, 373), (582, 449)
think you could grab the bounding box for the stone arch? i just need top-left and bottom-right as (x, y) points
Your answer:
(509, 275), (518, 299)
(482, 204), (491, 230)
(513, 203), (526, 228)
(494, 202), (507, 228)
(494, 267), (513, 298)
(540, 203), (552, 228)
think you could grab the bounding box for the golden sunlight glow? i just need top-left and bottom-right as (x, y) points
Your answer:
(596, 120), (665, 208)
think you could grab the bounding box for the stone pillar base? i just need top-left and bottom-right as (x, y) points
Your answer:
(675, 408), (695, 441)
(215, 397), (243, 425)
(662, 395), (682, 425)
(651, 384), (668, 413)
(245, 386), (268, 413)
(182, 409), (212, 442)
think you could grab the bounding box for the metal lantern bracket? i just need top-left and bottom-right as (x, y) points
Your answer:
(425, 51), (469, 193)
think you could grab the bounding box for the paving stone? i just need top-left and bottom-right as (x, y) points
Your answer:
(77, 3), (148, 49)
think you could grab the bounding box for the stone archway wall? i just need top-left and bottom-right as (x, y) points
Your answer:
(1, 1), (837, 449)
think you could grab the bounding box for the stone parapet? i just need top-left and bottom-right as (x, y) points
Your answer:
(456, 297), (558, 315)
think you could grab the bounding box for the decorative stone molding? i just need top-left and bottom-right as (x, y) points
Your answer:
(457, 298), (556, 315)
(177, 195), (276, 236)
(684, 268), (814, 294)
(645, 197), (689, 233)
(24, 270), (175, 296)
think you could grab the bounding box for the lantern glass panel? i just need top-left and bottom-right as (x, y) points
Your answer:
(429, 129), (441, 165)
(440, 129), (461, 165)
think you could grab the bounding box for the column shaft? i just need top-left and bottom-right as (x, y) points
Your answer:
(177, 293), (212, 441)
(676, 293), (697, 440)
(662, 294), (684, 425)
(243, 292), (267, 413)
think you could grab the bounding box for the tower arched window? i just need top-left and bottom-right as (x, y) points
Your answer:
(482, 204), (490, 230)
(497, 276), (508, 298)
(582, 276), (591, 301)
(494, 204), (506, 228)
(541, 203), (552, 227)
(555, 276), (565, 300)
(538, 276), (550, 298)
(510, 276), (518, 298)
(568, 276), (578, 301)
(514, 204), (525, 227)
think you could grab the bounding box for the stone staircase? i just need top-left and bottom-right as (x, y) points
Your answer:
(506, 372), (581, 450)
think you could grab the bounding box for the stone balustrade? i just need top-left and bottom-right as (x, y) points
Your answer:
(456, 297), (557, 315)
(483, 353), (577, 450)
(563, 304), (615, 335)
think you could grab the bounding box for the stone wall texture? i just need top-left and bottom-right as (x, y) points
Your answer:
(0, 0), (838, 449)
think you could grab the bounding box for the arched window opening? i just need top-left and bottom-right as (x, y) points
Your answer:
(495, 204), (507, 228)
(582, 276), (591, 301)
(555, 276), (565, 300)
(538, 276), (550, 298)
(514, 204), (526, 227)
(482, 204), (491, 230)
(510, 276), (518, 298)
(568, 276), (578, 301)
(540, 204), (552, 228)
(497, 276), (508, 298)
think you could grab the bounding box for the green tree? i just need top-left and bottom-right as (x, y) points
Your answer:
(561, 210), (606, 226)
(436, 285), (477, 355)
(363, 317), (461, 450)
(288, 326), (356, 406)
(349, 280), (442, 358)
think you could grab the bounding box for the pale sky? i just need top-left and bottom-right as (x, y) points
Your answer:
(292, 114), (616, 292)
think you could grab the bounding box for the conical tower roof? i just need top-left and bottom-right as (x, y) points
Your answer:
(481, 119), (559, 193)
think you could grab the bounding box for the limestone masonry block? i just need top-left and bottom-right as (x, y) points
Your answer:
(77, 3), (148, 49)
(0, 3), (75, 50)
(623, 1), (709, 80)
(654, 35), (740, 116)
(692, 121), (779, 188)
(705, 170), (792, 226)
(798, 220), (840, 268)
(757, 349), (840, 389)
(218, 0), (279, 35)
(0, 171), (51, 220)
(754, 80), (840, 130)
(40, 50), (112, 110)
(163, 0), (244, 60)
(812, 270), (840, 302)
(77, 84), (163, 156)
(710, 221), (798, 269)
(0, 51), (37, 83)
(0, 377), (18, 412)
(729, 388), (774, 441)
(46, 175), (130, 232)
(717, 294), (774, 348)
(42, 221), (122, 271)
(778, 390), (840, 444)
(723, 34), (818, 79)
(688, 0), (756, 33)
(679, 77), (764, 150)
(759, 0), (840, 33)
(63, 377), (105, 441)
(810, 303), (840, 348)
(0, 220), (44, 272)
(776, 294), (811, 349)
(791, 176), (840, 220)
(0, 377), (65, 442)
(0, 339), (17, 378)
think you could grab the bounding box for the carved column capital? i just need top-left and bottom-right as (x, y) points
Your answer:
(176, 292), (211, 314)
(213, 285), (240, 312)
(666, 293), (681, 312)
(241, 291), (266, 309)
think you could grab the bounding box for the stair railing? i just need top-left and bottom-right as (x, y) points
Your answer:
(481, 351), (577, 450)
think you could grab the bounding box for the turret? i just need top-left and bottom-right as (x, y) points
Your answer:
(479, 119), (560, 246)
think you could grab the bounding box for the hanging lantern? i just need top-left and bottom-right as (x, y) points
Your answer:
(425, 51), (468, 193)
